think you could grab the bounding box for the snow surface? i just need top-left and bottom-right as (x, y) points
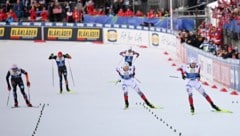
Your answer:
(0, 40), (240, 136)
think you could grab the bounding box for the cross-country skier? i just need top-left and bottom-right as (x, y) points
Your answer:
(180, 57), (221, 114)
(116, 62), (155, 109)
(49, 51), (72, 93)
(6, 64), (32, 107)
(119, 47), (140, 66)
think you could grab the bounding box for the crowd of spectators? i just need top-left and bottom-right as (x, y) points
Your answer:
(178, 0), (240, 60)
(0, 0), (170, 23)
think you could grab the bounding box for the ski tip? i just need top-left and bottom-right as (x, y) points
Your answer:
(211, 109), (233, 113)
(153, 106), (163, 109)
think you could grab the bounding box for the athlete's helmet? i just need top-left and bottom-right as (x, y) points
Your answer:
(123, 62), (129, 67)
(188, 57), (197, 64)
(58, 51), (63, 57)
(128, 47), (132, 52)
(11, 64), (18, 70)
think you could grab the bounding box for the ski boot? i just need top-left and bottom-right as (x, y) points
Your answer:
(14, 99), (18, 107)
(66, 85), (71, 92)
(211, 103), (221, 111)
(145, 100), (155, 108)
(26, 100), (32, 107)
(124, 101), (129, 110)
(14, 102), (18, 107)
(190, 105), (195, 114)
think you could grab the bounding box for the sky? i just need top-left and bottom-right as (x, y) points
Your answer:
(0, 40), (240, 136)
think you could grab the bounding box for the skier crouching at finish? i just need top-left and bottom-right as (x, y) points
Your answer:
(6, 64), (32, 107)
(116, 62), (155, 109)
(119, 47), (140, 66)
(180, 58), (221, 114)
(49, 51), (72, 93)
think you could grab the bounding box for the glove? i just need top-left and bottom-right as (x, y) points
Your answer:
(132, 72), (135, 77)
(182, 75), (186, 80)
(8, 85), (11, 91)
(27, 81), (30, 87)
(49, 53), (54, 59)
(116, 68), (119, 73)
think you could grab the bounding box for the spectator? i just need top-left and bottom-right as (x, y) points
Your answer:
(236, 52), (240, 59)
(8, 9), (17, 22)
(40, 6), (48, 22)
(112, 0), (123, 15)
(135, 9), (144, 17)
(125, 7), (133, 17)
(123, 0), (130, 11)
(104, 0), (111, 15)
(186, 31), (197, 46)
(96, 8), (105, 16)
(85, 0), (94, 14)
(48, 1), (55, 22)
(29, 5), (36, 22)
(3, 0), (12, 13)
(156, 8), (163, 17)
(76, 0), (84, 12)
(88, 8), (97, 16)
(52, 2), (63, 22)
(72, 6), (82, 22)
(13, 0), (24, 21)
(117, 8), (125, 16)
(66, 8), (73, 23)
(0, 8), (7, 21)
(147, 9), (156, 18)
(199, 38), (210, 52)
(195, 34), (204, 48)
(208, 40), (217, 55)
(6, 12), (14, 24)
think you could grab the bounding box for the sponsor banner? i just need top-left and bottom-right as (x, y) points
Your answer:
(158, 33), (177, 48)
(103, 28), (149, 46)
(44, 27), (102, 41)
(76, 28), (102, 41)
(44, 27), (75, 41)
(229, 60), (240, 91)
(220, 63), (231, 87)
(212, 60), (221, 84)
(5, 27), (41, 40)
(237, 66), (240, 91)
(198, 55), (213, 81)
(0, 27), (5, 39)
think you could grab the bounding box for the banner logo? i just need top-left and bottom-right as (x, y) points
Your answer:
(48, 28), (72, 39)
(10, 28), (38, 39)
(77, 29), (100, 40)
(107, 29), (117, 42)
(0, 28), (4, 37)
(151, 33), (159, 46)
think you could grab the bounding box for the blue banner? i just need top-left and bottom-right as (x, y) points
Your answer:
(83, 15), (194, 31)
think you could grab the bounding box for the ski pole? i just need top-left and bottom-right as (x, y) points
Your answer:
(133, 57), (138, 64)
(68, 60), (75, 86)
(52, 60), (54, 87)
(135, 77), (141, 84)
(169, 75), (179, 78)
(6, 91), (10, 106)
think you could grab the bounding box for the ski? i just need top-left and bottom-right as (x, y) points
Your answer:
(11, 104), (41, 109)
(58, 90), (77, 94)
(153, 105), (164, 109)
(109, 79), (121, 85)
(211, 109), (233, 113)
